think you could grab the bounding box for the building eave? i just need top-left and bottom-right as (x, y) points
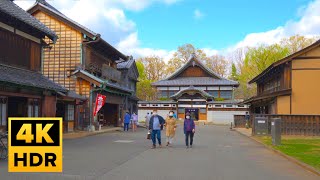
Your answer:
(249, 39), (320, 84)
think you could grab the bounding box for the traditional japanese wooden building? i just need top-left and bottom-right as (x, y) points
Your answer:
(117, 57), (140, 114)
(138, 54), (249, 124)
(27, 0), (138, 130)
(243, 39), (320, 115)
(0, 0), (68, 131)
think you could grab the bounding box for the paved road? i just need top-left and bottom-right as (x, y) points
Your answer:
(0, 126), (319, 180)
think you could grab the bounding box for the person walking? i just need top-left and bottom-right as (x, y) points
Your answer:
(184, 112), (195, 148)
(149, 110), (165, 149)
(165, 111), (177, 146)
(123, 112), (131, 131)
(172, 111), (177, 119)
(145, 112), (151, 129)
(245, 112), (250, 129)
(131, 112), (138, 132)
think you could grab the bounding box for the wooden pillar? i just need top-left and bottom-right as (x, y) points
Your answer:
(42, 95), (57, 117)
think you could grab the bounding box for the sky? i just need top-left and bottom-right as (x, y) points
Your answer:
(15, 0), (320, 62)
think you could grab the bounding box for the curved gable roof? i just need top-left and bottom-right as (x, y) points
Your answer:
(152, 54), (239, 87)
(170, 86), (214, 100)
(166, 54), (223, 80)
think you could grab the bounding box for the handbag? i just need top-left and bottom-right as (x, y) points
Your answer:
(147, 130), (151, 140)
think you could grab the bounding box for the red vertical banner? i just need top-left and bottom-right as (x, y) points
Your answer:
(93, 94), (107, 116)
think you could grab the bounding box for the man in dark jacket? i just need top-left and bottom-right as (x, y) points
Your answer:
(149, 110), (165, 149)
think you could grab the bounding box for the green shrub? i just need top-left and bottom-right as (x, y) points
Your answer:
(214, 97), (225, 101)
(159, 97), (170, 101)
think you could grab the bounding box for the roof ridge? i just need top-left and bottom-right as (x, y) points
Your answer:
(35, 0), (63, 14)
(2, 0), (57, 41)
(27, 1), (98, 38)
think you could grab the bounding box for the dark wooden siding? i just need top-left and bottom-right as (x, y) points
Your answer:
(256, 63), (292, 96)
(84, 46), (113, 76)
(177, 66), (211, 78)
(0, 27), (41, 71)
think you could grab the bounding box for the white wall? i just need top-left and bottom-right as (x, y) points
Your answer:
(207, 110), (247, 125)
(138, 109), (177, 122)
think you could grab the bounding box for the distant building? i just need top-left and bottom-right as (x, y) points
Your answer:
(138, 55), (249, 124)
(0, 0), (67, 131)
(28, 0), (138, 131)
(243, 39), (320, 115)
(117, 57), (140, 114)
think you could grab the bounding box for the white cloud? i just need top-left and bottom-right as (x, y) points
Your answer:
(117, 32), (175, 62)
(231, 0), (320, 50)
(201, 48), (219, 56)
(14, 0), (320, 63)
(103, 8), (136, 31)
(194, 9), (204, 19)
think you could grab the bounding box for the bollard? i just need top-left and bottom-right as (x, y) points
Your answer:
(271, 118), (281, 146)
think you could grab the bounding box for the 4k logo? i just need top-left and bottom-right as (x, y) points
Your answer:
(8, 118), (62, 172)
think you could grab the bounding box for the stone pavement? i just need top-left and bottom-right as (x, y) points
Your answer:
(0, 126), (318, 180)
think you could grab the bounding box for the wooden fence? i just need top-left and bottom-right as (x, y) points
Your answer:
(234, 115), (251, 128)
(252, 114), (320, 136)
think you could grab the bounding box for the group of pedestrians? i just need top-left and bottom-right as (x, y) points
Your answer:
(147, 110), (195, 149)
(123, 112), (138, 132)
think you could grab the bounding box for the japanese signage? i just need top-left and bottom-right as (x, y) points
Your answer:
(93, 94), (107, 116)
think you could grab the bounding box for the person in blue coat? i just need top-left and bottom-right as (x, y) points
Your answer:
(149, 110), (165, 149)
(124, 112), (131, 131)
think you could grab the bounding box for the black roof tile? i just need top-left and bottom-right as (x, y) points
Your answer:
(0, 0), (57, 41)
(0, 64), (67, 93)
(152, 77), (239, 86)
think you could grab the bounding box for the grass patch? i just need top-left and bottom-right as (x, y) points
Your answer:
(256, 136), (320, 171)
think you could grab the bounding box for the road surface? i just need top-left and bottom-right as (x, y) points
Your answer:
(0, 125), (318, 180)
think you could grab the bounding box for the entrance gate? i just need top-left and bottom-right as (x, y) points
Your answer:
(185, 108), (199, 121)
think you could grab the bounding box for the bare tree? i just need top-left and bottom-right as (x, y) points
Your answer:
(205, 55), (229, 77)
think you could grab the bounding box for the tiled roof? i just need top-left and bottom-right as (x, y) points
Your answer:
(117, 58), (135, 69)
(71, 70), (133, 93)
(27, 0), (97, 38)
(0, 0), (57, 41)
(66, 91), (86, 100)
(0, 64), (67, 93)
(152, 77), (239, 86)
(170, 85), (213, 99)
(138, 100), (176, 104)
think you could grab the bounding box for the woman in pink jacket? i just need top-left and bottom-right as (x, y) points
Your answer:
(131, 112), (138, 132)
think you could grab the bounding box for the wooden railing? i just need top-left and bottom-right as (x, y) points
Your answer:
(252, 114), (320, 136)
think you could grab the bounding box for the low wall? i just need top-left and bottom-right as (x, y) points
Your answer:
(207, 110), (247, 125)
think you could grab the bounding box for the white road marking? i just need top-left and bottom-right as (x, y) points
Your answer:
(114, 140), (134, 143)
